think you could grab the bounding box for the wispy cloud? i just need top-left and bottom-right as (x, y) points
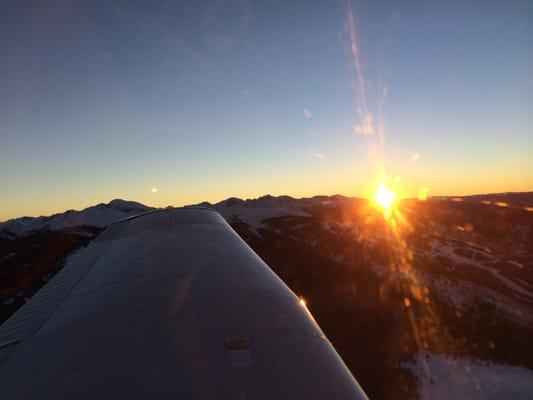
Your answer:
(410, 152), (421, 161)
(303, 108), (312, 118)
(309, 148), (325, 160)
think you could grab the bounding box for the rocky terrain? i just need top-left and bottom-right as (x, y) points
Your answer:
(1, 193), (532, 399)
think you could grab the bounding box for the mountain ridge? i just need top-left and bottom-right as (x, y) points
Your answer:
(0, 194), (351, 237)
(2, 192), (532, 238)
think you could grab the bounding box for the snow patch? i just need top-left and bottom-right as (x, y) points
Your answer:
(404, 352), (533, 400)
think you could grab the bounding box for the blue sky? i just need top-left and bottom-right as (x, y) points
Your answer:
(0, 0), (531, 219)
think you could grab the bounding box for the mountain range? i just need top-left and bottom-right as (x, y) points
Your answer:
(0, 195), (342, 238)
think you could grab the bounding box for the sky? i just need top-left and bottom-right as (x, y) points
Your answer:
(0, 0), (532, 220)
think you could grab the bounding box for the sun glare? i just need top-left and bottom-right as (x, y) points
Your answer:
(374, 183), (396, 219)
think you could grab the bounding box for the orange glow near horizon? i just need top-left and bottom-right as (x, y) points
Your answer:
(1, 178), (532, 222)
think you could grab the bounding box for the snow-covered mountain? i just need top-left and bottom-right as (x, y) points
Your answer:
(0, 200), (154, 238)
(0, 195), (349, 238)
(208, 194), (349, 230)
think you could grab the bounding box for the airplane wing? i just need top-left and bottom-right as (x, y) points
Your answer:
(0, 207), (368, 399)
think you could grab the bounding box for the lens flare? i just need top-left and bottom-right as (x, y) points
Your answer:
(374, 183), (396, 219)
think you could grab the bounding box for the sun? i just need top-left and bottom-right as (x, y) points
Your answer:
(374, 183), (396, 219)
